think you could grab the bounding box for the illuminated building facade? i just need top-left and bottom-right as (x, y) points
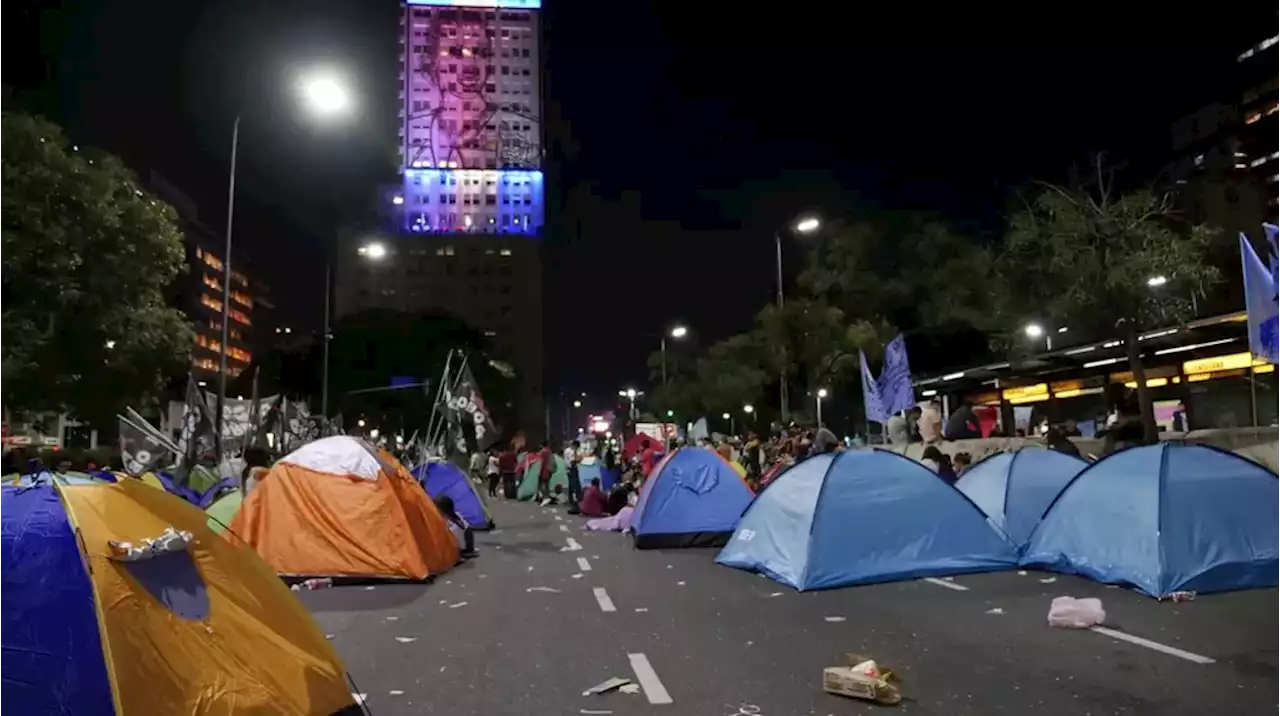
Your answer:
(148, 172), (260, 383)
(334, 0), (546, 438)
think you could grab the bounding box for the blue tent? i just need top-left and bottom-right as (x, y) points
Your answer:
(412, 461), (494, 530)
(631, 448), (755, 549)
(956, 448), (1086, 548)
(1021, 443), (1278, 598)
(717, 449), (1019, 590)
(576, 459), (618, 492)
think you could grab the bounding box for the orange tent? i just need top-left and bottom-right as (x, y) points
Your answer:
(228, 436), (459, 579)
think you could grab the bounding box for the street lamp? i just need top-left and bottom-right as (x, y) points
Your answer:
(573, 400), (582, 408)
(216, 71), (354, 463)
(320, 239), (387, 418)
(775, 216), (821, 423)
(816, 388), (829, 427)
(1147, 275), (1169, 287)
(722, 412), (735, 435)
(743, 404), (754, 414)
(661, 324), (688, 386)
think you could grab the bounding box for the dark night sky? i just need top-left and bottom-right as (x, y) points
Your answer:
(7, 2), (1270, 413)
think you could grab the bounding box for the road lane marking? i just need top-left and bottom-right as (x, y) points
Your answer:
(592, 587), (617, 612)
(922, 577), (969, 591)
(627, 653), (673, 704)
(577, 557), (592, 571)
(564, 537), (583, 551)
(1090, 626), (1216, 664)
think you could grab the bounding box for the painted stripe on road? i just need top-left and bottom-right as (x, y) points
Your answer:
(627, 653), (673, 704)
(565, 537), (582, 551)
(577, 557), (592, 571)
(592, 587), (617, 613)
(1090, 626), (1216, 664)
(922, 577), (969, 591)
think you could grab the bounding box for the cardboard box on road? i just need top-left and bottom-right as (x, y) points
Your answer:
(821, 652), (902, 705)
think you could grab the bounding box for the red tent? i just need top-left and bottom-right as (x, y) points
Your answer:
(622, 433), (662, 462)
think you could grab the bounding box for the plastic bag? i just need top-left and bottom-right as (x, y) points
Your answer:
(1047, 595), (1105, 628)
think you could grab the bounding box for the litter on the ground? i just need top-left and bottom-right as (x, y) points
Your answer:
(571, 573), (584, 579)
(619, 684), (641, 695)
(351, 693), (367, 704)
(1039, 577), (1058, 584)
(985, 607), (1004, 615)
(389, 690), (404, 696)
(325, 634), (335, 640)
(395, 637), (417, 643)
(527, 586), (561, 593)
(676, 581), (686, 586)
(634, 607), (649, 612)
(821, 652), (902, 705)
(1017, 570), (1028, 576)
(364, 586), (376, 591)
(1162, 590), (1197, 603)
(449, 601), (469, 609)
(583, 677), (632, 696)
(768, 592), (784, 597)
(1047, 596), (1106, 628)
(824, 616), (847, 623)
(385, 616), (399, 621)
(580, 710), (614, 715)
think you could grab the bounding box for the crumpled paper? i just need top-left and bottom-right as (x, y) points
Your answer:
(108, 527), (194, 562)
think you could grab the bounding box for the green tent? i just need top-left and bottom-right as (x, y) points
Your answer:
(517, 454), (569, 501)
(205, 490), (243, 534)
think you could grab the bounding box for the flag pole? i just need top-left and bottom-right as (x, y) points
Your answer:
(424, 350), (455, 455)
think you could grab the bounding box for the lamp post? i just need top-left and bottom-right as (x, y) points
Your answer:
(722, 412), (735, 435)
(815, 388), (828, 427)
(660, 324), (688, 387)
(215, 73), (352, 463)
(321, 240), (387, 418)
(774, 216), (820, 424)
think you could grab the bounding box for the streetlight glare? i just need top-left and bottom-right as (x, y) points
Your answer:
(1147, 275), (1169, 287)
(572, 400), (582, 408)
(360, 242), (388, 259)
(303, 76), (350, 114)
(817, 388), (829, 399)
(795, 217), (820, 233)
(626, 388), (637, 399)
(669, 325), (688, 339)
(1024, 323), (1045, 339)
(743, 404), (754, 413)
(722, 413), (731, 420)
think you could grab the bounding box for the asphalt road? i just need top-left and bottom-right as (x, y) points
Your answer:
(300, 498), (1278, 716)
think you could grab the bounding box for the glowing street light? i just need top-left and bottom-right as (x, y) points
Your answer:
(625, 388), (637, 399)
(776, 215), (821, 423)
(743, 404), (754, 414)
(815, 388), (828, 427)
(1024, 323), (1045, 339)
(661, 324), (689, 386)
(1147, 275), (1169, 288)
(218, 70), (356, 465)
(573, 400), (582, 408)
(795, 217), (821, 233)
(359, 242), (388, 260)
(302, 75), (351, 115)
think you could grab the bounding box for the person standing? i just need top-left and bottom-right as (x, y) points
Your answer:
(485, 449), (501, 497)
(498, 444), (518, 499)
(536, 440), (554, 501)
(564, 439), (582, 506)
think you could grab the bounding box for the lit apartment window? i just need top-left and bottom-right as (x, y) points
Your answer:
(201, 294), (223, 312)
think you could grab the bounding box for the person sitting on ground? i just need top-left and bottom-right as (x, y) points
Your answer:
(578, 477), (608, 517)
(606, 482), (635, 516)
(1044, 426), (1082, 459)
(434, 495), (476, 558)
(951, 452), (973, 477)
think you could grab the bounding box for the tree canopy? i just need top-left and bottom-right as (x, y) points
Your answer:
(1, 111), (192, 425)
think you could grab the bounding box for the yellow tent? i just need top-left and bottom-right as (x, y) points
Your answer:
(1, 479), (361, 715)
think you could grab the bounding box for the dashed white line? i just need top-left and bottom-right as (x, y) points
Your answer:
(592, 587), (617, 612)
(627, 652), (673, 704)
(922, 577), (969, 591)
(577, 557), (592, 572)
(1090, 626), (1216, 664)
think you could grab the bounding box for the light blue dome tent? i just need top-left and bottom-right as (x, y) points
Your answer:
(717, 449), (1018, 590)
(1021, 443), (1278, 598)
(955, 448), (1087, 549)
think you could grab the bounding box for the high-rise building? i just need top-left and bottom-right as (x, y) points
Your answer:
(334, 0), (546, 439)
(148, 172), (263, 385)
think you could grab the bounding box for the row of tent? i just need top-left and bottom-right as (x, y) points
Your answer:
(617, 443), (1278, 599)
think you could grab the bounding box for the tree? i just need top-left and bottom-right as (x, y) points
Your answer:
(998, 164), (1219, 442)
(1, 112), (192, 425)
